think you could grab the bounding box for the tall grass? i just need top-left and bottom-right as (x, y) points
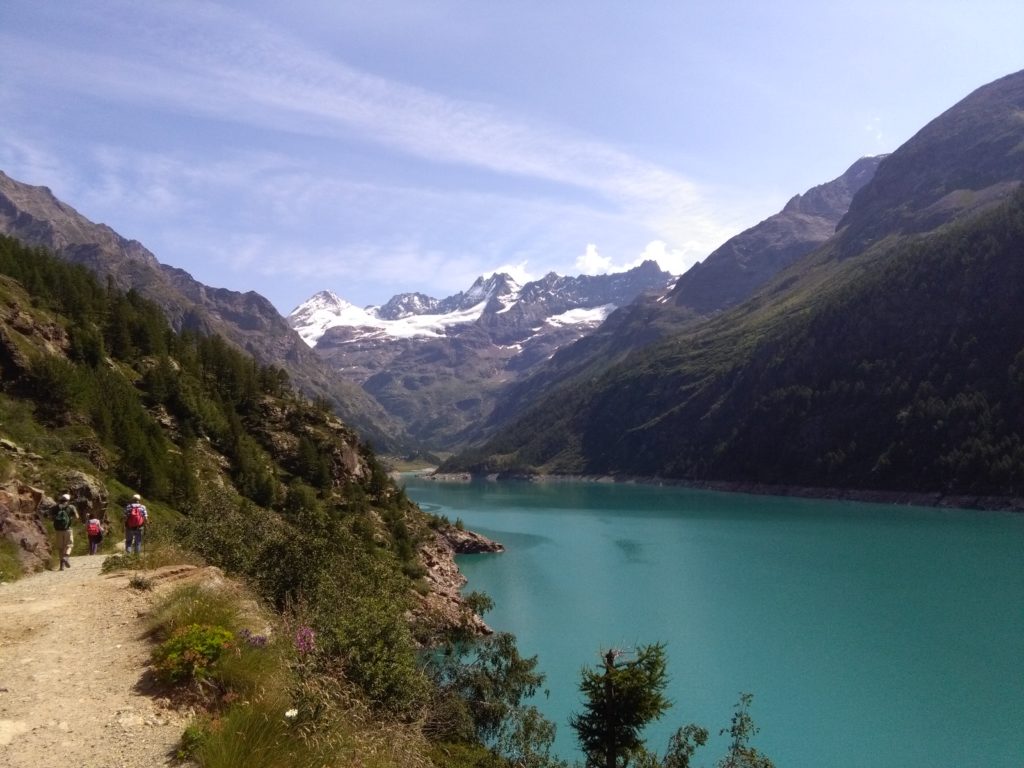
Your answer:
(190, 684), (432, 768)
(0, 537), (22, 582)
(101, 540), (204, 575)
(145, 583), (243, 641)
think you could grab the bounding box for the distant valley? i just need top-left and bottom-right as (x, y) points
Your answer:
(288, 263), (674, 449)
(287, 152), (884, 451)
(2, 68), (1023, 504)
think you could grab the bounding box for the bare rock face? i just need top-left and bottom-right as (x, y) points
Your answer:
(62, 470), (110, 522)
(0, 482), (49, 574)
(0, 470), (110, 576)
(440, 526), (505, 554)
(413, 526), (504, 641)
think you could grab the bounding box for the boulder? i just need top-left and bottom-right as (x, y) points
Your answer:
(0, 482), (49, 574)
(62, 470), (109, 522)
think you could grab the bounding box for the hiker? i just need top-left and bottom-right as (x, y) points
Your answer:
(86, 509), (104, 555)
(52, 493), (78, 570)
(123, 493), (148, 555)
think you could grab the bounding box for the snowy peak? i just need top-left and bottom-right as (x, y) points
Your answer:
(288, 262), (672, 348)
(291, 289), (348, 316)
(378, 292), (440, 320)
(294, 261), (674, 448)
(440, 272), (521, 313)
(287, 290), (378, 346)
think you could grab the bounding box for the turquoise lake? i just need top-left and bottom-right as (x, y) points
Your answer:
(403, 477), (1024, 767)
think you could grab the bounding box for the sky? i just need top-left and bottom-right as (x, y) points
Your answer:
(1, 1), (1022, 314)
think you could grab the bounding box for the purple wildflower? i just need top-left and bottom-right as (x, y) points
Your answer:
(239, 628), (269, 648)
(295, 626), (316, 655)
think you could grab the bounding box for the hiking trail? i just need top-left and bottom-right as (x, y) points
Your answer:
(0, 554), (195, 767)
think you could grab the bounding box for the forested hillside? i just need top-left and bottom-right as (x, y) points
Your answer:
(448, 186), (1024, 502)
(0, 233), (560, 767)
(444, 70), (1024, 504)
(0, 171), (406, 451)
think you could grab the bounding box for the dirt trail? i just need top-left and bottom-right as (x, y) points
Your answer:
(0, 554), (193, 768)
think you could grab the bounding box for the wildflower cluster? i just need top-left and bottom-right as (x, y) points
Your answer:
(294, 626), (316, 655)
(239, 628), (269, 648)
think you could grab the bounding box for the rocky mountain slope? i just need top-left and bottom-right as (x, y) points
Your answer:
(0, 171), (405, 450)
(668, 154), (882, 313)
(835, 69), (1024, 255)
(476, 155), (884, 443)
(445, 69), (1024, 502)
(290, 261), (673, 449)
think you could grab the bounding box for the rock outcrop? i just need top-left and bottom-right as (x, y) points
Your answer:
(414, 525), (504, 640)
(0, 482), (49, 574)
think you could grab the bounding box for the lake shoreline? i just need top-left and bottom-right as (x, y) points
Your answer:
(423, 471), (1024, 513)
(403, 475), (1024, 768)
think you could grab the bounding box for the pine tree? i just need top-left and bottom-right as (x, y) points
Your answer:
(570, 644), (672, 768)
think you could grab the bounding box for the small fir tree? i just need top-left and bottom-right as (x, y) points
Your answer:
(570, 644), (672, 768)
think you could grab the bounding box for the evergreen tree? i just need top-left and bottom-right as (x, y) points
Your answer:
(570, 644), (672, 768)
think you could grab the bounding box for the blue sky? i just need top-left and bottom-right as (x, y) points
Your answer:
(1, 1), (1021, 313)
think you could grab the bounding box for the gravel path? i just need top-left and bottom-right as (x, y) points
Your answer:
(0, 554), (193, 767)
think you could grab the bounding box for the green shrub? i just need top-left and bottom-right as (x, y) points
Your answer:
(153, 623), (235, 685)
(146, 584), (241, 642)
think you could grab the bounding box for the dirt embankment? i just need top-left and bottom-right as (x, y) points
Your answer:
(0, 556), (207, 768)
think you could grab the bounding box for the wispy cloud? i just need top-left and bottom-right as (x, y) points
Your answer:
(0, 0), (768, 312)
(0, 1), (733, 254)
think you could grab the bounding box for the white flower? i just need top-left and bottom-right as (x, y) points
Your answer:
(284, 708), (298, 719)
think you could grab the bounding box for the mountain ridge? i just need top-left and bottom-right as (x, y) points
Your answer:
(444, 68), (1024, 499)
(290, 260), (674, 449)
(0, 170), (406, 450)
(471, 155), (884, 445)
(668, 155), (883, 314)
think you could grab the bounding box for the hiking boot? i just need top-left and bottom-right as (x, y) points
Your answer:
(62, 557), (71, 569)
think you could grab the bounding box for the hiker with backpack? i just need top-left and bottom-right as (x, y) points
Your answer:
(86, 510), (104, 555)
(52, 493), (78, 570)
(123, 493), (148, 555)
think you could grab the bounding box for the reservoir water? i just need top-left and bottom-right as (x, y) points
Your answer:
(403, 477), (1024, 767)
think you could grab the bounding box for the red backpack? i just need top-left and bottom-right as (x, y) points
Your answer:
(126, 504), (145, 529)
(87, 520), (102, 537)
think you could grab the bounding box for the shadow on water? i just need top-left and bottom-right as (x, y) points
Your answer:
(614, 537), (645, 563)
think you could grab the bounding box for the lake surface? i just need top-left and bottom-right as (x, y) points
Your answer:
(403, 477), (1024, 768)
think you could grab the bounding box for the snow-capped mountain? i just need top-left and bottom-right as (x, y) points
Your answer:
(290, 273), (525, 348)
(289, 263), (670, 349)
(287, 261), (674, 449)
